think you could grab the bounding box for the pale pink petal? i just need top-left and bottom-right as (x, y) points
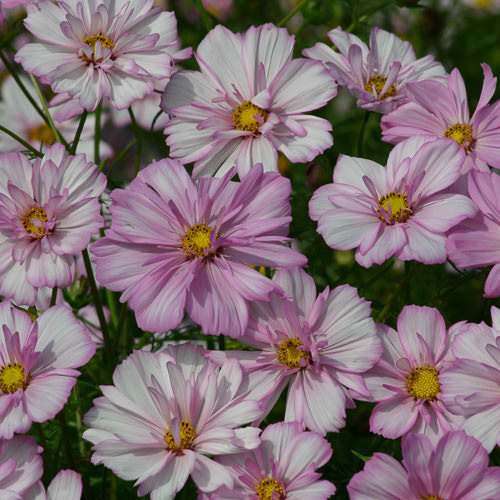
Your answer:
(347, 453), (413, 500)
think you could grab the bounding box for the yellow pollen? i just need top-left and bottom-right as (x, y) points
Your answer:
(407, 366), (441, 401)
(364, 75), (397, 99)
(29, 123), (55, 145)
(22, 207), (48, 239)
(422, 497), (444, 500)
(378, 191), (410, 223)
(256, 478), (284, 500)
(165, 420), (196, 452)
(182, 224), (214, 258)
(233, 101), (269, 133)
(277, 338), (310, 369)
(0, 362), (27, 393)
(83, 34), (114, 51)
(444, 123), (473, 150)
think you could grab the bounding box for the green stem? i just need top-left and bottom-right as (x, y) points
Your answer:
(94, 102), (102, 165)
(110, 474), (117, 500)
(58, 410), (76, 470)
(193, 0), (213, 32)
(347, 0), (396, 31)
(50, 287), (58, 307)
(70, 110), (88, 155)
(29, 74), (68, 148)
(105, 288), (118, 330)
(356, 110), (370, 157)
(81, 248), (113, 370)
(277, 0), (309, 27)
(106, 139), (136, 174)
(128, 108), (142, 177)
(0, 51), (53, 130)
(112, 302), (128, 355)
(0, 124), (43, 157)
(218, 334), (225, 350)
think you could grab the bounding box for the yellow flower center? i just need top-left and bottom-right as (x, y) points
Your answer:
(378, 191), (411, 223)
(407, 366), (441, 401)
(22, 207), (49, 239)
(83, 34), (114, 51)
(422, 497), (444, 500)
(256, 478), (284, 500)
(182, 224), (214, 258)
(165, 420), (196, 452)
(444, 123), (473, 151)
(29, 123), (55, 145)
(233, 101), (269, 133)
(277, 338), (310, 369)
(472, 0), (494, 7)
(0, 362), (27, 393)
(364, 75), (397, 99)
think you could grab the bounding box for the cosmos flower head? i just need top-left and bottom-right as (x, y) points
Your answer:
(0, 75), (112, 158)
(0, 435), (43, 499)
(209, 267), (382, 435)
(83, 343), (262, 500)
(440, 306), (500, 452)
(161, 23), (337, 178)
(91, 158), (306, 336)
(0, 144), (106, 306)
(381, 63), (500, 173)
(447, 169), (500, 297)
(347, 431), (500, 499)
(356, 305), (464, 443)
(0, 302), (96, 439)
(309, 137), (476, 267)
(205, 421), (336, 499)
(303, 26), (446, 113)
(15, 0), (189, 111)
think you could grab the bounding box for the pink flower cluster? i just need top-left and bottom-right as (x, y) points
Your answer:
(1, 2), (500, 498)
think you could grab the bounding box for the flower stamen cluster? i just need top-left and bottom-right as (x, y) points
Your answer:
(22, 207), (49, 239)
(444, 123), (473, 150)
(233, 101), (269, 133)
(377, 191), (411, 224)
(406, 366), (441, 401)
(182, 224), (214, 258)
(364, 75), (396, 99)
(277, 338), (310, 369)
(0, 362), (27, 393)
(256, 478), (285, 500)
(165, 420), (196, 452)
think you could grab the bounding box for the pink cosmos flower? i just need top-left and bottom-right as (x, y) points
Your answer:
(15, 0), (189, 111)
(447, 170), (500, 297)
(347, 431), (500, 499)
(209, 267), (382, 434)
(309, 137), (476, 267)
(0, 302), (96, 439)
(440, 306), (500, 452)
(356, 305), (464, 443)
(381, 64), (500, 172)
(161, 23), (337, 178)
(0, 435), (43, 498)
(0, 144), (106, 305)
(91, 159), (306, 336)
(0, 75), (112, 158)
(25, 470), (82, 500)
(83, 342), (262, 500)
(205, 421), (335, 499)
(303, 26), (446, 113)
